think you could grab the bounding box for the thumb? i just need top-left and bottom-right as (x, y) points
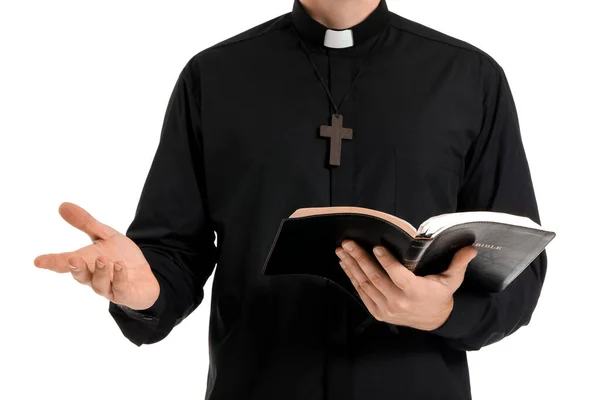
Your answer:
(438, 245), (478, 288)
(58, 202), (118, 242)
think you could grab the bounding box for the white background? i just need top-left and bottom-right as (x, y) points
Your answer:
(1, 0), (598, 399)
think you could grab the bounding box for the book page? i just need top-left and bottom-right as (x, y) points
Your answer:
(417, 211), (543, 237)
(290, 206), (418, 236)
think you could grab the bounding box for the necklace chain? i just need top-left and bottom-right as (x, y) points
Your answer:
(293, 25), (384, 117)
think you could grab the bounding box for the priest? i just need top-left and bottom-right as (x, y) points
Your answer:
(33, 0), (548, 399)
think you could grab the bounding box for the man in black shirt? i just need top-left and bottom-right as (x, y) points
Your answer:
(34, 1), (547, 398)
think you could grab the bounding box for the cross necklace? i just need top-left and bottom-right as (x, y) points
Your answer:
(293, 26), (384, 166)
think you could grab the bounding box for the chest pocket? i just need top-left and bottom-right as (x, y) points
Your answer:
(394, 147), (462, 228)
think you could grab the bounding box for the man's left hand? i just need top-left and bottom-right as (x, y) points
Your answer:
(335, 240), (478, 331)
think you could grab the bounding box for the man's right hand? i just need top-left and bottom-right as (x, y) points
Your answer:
(34, 202), (161, 311)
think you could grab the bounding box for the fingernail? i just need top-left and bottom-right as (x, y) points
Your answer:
(373, 246), (384, 256)
(339, 260), (346, 270)
(336, 249), (346, 259)
(96, 260), (105, 269)
(114, 263), (123, 271)
(68, 264), (79, 272)
(342, 241), (354, 251)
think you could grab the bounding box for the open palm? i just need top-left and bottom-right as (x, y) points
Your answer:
(33, 202), (160, 310)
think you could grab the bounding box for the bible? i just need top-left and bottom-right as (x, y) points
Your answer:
(261, 206), (555, 302)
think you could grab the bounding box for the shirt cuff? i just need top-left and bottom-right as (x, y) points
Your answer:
(428, 289), (492, 339)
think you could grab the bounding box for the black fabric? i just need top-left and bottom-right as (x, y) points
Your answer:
(292, 18), (384, 116)
(107, 1), (548, 399)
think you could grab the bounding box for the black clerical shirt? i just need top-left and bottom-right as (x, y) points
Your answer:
(108, 1), (547, 399)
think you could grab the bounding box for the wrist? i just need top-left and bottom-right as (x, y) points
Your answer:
(424, 296), (454, 331)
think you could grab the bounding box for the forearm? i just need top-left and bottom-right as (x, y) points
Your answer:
(425, 57), (550, 351)
(107, 61), (218, 346)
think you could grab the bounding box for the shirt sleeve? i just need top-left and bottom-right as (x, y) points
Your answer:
(427, 58), (548, 351)
(108, 60), (218, 347)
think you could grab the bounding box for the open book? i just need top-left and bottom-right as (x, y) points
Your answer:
(261, 206), (555, 301)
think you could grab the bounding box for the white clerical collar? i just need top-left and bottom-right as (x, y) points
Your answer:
(323, 29), (354, 48)
(292, 0), (390, 49)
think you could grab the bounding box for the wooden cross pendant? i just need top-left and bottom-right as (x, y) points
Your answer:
(320, 114), (353, 166)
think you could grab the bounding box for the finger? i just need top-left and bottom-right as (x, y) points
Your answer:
(337, 247), (387, 305)
(90, 255), (113, 300)
(348, 263), (381, 317)
(340, 260), (380, 312)
(340, 240), (398, 295)
(111, 260), (131, 304)
(372, 245), (416, 290)
(339, 257), (378, 303)
(58, 202), (118, 242)
(34, 243), (98, 273)
(436, 246), (478, 289)
(67, 255), (93, 286)
(34, 252), (74, 273)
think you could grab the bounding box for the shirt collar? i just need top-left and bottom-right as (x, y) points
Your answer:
(291, 0), (390, 49)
